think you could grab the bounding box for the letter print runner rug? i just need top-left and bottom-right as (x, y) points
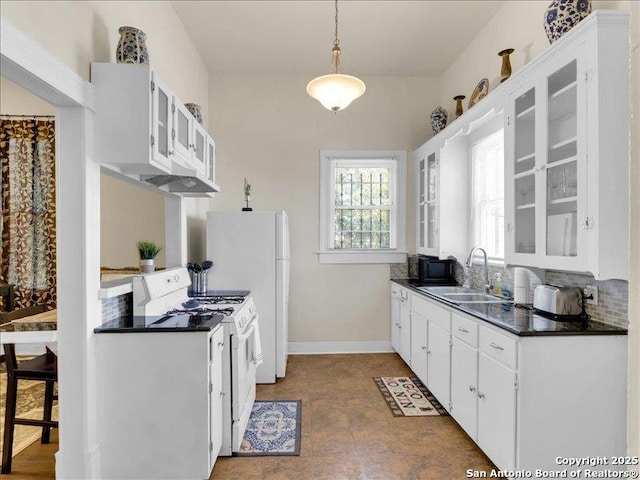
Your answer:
(234, 400), (302, 456)
(373, 377), (448, 416)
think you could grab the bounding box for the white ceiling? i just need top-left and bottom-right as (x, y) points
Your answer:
(172, 1), (506, 77)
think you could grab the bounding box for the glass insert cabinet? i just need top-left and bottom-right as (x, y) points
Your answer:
(505, 42), (587, 272)
(416, 147), (439, 256)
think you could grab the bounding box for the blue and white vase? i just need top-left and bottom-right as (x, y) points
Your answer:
(544, 0), (592, 44)
(430, 107), (448, 135)
(116, 26), (149, 64)
(185, 103), (203, 124)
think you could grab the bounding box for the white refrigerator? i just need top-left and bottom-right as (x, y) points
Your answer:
(206, 210), (289, 383)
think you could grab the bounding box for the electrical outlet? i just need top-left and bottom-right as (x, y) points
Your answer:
(583, 285), (598, 305)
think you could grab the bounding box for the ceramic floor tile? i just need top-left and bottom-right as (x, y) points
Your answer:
(359, 454), (420, 480)
(311, 455), (365, 480)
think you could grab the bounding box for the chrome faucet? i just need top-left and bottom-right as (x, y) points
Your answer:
(466, 246), (490, 293)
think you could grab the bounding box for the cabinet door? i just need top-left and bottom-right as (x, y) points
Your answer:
(207, 136), (216, 184)
(451, 338), (478, 441)
(477, 353), (517, 471)
(540, 44), (587, 271)
(390, 289), (401, 354)
(150, 74), (172, 171)
(426, 321), (450, 410)
(410, 310), (428, 385)
(192, 121), (207, 177)
(173, 100), (193, 163)
(505, 81), (538, 264)
(209, 327), (224, 466)
(416, 151), (438, 256)
(399, 297), (411, 366)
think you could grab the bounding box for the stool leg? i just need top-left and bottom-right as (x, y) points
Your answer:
(42, 380), (54, 444)
(1, 375), (18, 474)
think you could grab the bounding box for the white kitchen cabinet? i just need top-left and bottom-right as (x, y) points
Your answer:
(209, 326), (225, 463)
(207, 136), (217, 185)
(390, 284), (401, 354)
(390, 284), (411, 365)
(451, 336), (478, 440)
(96, 325), (225, 479)
(415, 146), (439, 256)
(414, 135), (469, 262)
(91, 62), (220, 195)
(410, 310), (428, 385)
(504, 11), (629, 280)
(408, 288), (627, 474)
(426, 320), (450, 411)
(477, 351), (517, 471)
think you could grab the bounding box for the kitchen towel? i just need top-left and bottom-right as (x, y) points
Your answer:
(252, 320), (263, 366)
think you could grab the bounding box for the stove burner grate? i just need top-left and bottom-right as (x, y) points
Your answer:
(196, 296), (245, 305)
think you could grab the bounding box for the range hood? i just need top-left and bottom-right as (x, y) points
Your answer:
(140, 175), (217, 193)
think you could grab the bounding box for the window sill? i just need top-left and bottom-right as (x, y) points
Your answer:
(318, 250), (408, 265)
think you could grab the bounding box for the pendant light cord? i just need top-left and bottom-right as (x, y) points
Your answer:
(334, 0), (339, 48)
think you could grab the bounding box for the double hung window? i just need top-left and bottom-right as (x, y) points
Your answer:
(319, 151), (407, 264)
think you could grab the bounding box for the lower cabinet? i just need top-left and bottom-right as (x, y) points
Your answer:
(390, 283), (411, 366)
(477, 352), (516, 471)
(392, 281), (628, 475)
(96, 325), (225, 479)
(426, 321), (450, 411)
(410, 310), (428, 384)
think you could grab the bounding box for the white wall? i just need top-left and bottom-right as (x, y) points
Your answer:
(1, 0), (212, 266)
(208, 74), (439, 343)
(437, 0), (640, 460)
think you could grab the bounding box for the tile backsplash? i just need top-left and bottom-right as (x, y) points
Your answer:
(101, 293), (132, 322)
(391, 255), (628, 327)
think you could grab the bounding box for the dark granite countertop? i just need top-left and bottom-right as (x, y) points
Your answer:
(391, 278), (627, 337)
(94, 313), (224, 333)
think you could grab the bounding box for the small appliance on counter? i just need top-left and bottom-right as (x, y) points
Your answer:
(533, 284), (587, 321)
(415, 255), (457, 285)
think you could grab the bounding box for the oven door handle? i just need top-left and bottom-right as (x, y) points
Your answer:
(232, 323), (256, 350)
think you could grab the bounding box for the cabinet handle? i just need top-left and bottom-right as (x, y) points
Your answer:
(220, 391), (226, 397)
(426, 350), (432, 355)
(478, 392), (485, 399)
(458, 327), (469, 334)
(218, 342), (224, 351)
(421, 345), (427, 350)
(169, 150), (174, 156)
(469, 385), (476, 392)
(489, 341), (504, 351)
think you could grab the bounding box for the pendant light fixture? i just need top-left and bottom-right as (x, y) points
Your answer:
(306, 0), (366, 112)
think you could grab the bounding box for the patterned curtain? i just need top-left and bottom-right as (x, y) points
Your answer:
(0, 118), (57, 311)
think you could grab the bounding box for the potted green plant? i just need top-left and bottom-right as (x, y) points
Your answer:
(137, 240), (163, 273)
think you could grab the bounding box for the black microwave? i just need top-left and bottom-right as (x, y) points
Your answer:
(417, 256), (455, 284)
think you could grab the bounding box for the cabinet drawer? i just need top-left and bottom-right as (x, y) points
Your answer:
(479, 327), (517, 369)
(412, 295), (450, 332)
(452, 313), (478, 348)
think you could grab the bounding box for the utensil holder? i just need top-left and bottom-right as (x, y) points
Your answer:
(190, 271), (208, 295)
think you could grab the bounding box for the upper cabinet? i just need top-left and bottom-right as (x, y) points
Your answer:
(415, 145), (439, 256)
(91, 63), (219, 197)
(504, 12), (629, 280)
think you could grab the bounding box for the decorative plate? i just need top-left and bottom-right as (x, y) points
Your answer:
(468, 78), (490, 109)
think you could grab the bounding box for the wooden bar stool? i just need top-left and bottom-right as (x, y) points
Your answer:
(1, 306), (58, 474)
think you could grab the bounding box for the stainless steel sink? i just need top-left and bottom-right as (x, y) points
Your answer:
(417, 286), (506, 304)
(417, 286), (476, 295)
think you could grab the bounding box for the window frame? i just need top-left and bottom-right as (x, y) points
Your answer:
(319, 150), (407, 264)
(468, 124), (505, 265)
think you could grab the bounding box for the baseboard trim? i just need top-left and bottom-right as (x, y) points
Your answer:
(288, 341), (394, 355)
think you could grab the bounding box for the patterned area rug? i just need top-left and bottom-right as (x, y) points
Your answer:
(373, 376), (448, 416)
(0, 363), (58, 463)
(235, 400), (302, 456)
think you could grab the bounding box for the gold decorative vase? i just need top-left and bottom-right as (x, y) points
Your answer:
(453, 95), (465, 118)
(499, 48), (515, 83)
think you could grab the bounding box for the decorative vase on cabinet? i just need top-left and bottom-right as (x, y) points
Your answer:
(116, 26), (149, 64)
(429, 107), (448, 135)
(543, 0), (592, 43)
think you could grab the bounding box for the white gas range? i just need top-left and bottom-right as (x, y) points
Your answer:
(186, 291), (262, 455)
(95, 268), (261, 479)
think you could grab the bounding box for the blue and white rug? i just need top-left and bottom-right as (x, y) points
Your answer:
(235, 400), (302, 456)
